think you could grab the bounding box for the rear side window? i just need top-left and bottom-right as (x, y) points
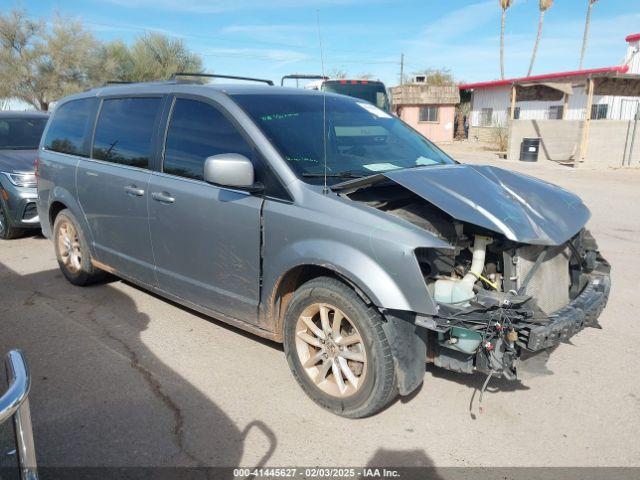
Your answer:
(0, 118), (47, 150)
(163, 98), (252, 180)
(44, 99), (96, 157)
(93, 97), (161, 168)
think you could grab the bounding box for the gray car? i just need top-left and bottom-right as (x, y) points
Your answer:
(36, 78), (611, 418)
(0, 111), (48, 239)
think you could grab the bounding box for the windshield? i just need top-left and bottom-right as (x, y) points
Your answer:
(322, 81), (389, 111)
(233, 93), (454, 185)
(0, 117), (47, 150)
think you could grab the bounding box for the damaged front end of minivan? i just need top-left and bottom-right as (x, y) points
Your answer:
(336, 164), (611, 392)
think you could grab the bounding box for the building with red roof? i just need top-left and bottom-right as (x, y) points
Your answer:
(458, 34), (640, 167)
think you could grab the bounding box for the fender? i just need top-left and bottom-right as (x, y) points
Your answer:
(263, 238), (438, 318)
(264, 240), (430, 396)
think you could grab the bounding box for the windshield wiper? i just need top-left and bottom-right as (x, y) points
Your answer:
(302, 170), (364, 179)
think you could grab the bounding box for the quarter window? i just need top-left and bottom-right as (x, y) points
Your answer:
(44, 99), (96, 157)
(163, 99), (252, 180)
(419, 106), (439, 122)
(93, 97), (161, 168)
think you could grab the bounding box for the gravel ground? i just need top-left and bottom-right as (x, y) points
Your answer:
(1, 143), (639, 469)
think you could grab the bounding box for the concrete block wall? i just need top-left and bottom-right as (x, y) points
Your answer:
(585, 120), (640, 167)
(507, 120), (583, 163)
(506, 119), (640, 167)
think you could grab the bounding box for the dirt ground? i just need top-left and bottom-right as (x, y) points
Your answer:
(1, 142), (639, 469)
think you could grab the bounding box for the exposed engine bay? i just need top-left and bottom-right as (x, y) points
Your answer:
(341, 175), (611, 384)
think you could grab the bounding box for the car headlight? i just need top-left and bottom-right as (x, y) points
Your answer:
(2, 172), (37, 188)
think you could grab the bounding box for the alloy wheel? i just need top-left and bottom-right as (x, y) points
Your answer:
(295, 303), (367, 398)
(57, 220), (82, 273)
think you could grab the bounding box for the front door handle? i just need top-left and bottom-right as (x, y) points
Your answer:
(124, 185), (145, 197)
(151, 191), (175, 204)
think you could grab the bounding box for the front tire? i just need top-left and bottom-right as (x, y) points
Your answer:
(53, 209), (105, 286)
(0, 200), (24, 240)
(283, 277), (397, 418)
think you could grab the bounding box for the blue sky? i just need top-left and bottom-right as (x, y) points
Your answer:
(3, 0), (639, 85)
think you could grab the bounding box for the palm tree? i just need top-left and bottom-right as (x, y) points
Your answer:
(527, 0), (553, 76)
(499, 0), (514, 80)
(579, 0), (599, 70)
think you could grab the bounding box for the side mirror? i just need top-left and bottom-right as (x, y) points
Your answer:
(203, 154), (261, 191)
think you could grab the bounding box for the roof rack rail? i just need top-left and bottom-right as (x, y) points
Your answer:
(170, 72), (274, 86)
(281, 74), (328, 86)
(103, 80), (133, 86)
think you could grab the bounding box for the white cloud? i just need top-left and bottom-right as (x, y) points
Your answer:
(85, 20), (184, 38)
(96, 0), (376, 13)
(220, 24), (316, 46)
(202, 47), (309, 67)
(420, 0), (498, 42)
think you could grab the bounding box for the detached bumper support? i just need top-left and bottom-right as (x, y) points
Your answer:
(523, 274), (611, 351)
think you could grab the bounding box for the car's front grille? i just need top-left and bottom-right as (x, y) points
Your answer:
(22, 202), (37, 221)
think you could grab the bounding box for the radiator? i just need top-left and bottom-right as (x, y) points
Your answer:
(515, 245), (571, 314)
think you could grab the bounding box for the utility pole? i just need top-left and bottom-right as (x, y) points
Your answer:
(399, 53), (404, 85)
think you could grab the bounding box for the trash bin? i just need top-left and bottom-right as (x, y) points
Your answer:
(520, 137), (541, 162)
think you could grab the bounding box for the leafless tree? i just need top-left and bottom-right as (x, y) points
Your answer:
(411, 68), (455, 86)
(329, 68), (348, 79)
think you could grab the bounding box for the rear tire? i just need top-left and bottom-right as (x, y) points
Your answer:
(0, 200), (25, 240)
(283, 276), (397, 418)
(53, 209), (105, 286)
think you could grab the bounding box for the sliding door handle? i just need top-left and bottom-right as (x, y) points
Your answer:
(151, 191), (175, 204)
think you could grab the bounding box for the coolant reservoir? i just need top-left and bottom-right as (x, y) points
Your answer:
(433, 235), (493, 305)
(434, 278), (475, 304)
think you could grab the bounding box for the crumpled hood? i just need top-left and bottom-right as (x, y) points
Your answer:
(383, 164), (590, 246)
(0, 149), (38, 174)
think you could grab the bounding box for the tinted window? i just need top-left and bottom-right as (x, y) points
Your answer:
(0, 117), (47, 150)
(164, 99), (252, 180)
(93, 97), (161, 168)
(322, 81), (390, 111)
(44, 99), (96, 156)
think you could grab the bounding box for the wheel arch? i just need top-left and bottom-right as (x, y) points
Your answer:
(268, 262), (387, 341)
(46, 186), (95, 254)
(49, 200), (67, 227)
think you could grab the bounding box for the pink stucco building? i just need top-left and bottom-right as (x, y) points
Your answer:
(390, 81), (460, 143)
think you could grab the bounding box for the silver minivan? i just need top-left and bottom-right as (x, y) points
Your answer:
(37, 76), (611, 417)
